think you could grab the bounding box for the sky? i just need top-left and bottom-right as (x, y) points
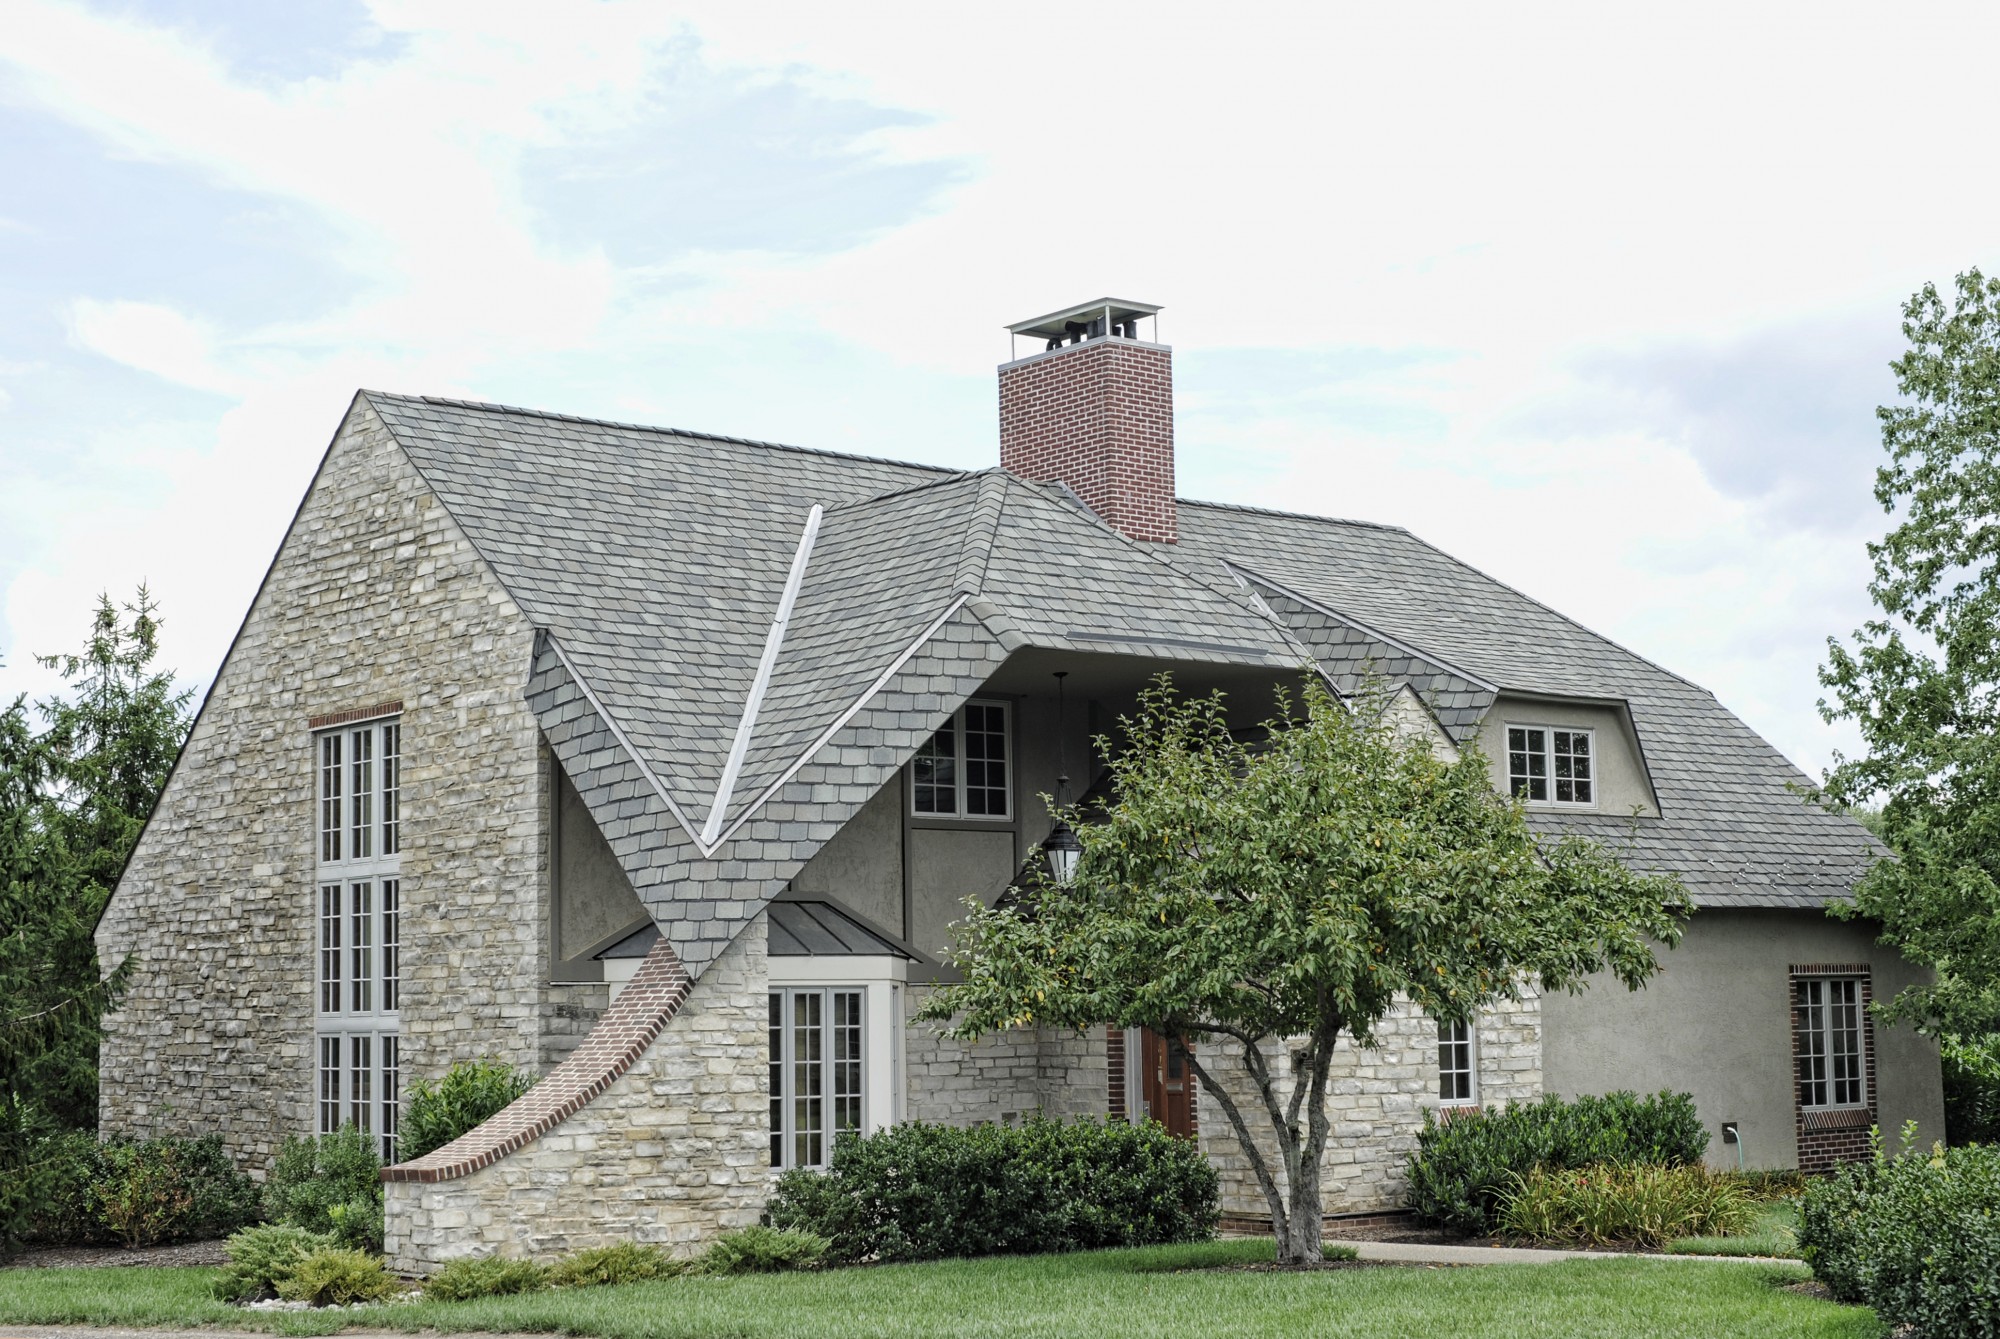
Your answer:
(2, 0), (1997, 780)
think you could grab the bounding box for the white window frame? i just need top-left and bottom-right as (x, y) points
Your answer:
(1795, 977), (1866, 1110)
(767, 958), (906, 1171)
(315, 718), (403, 1161)
(1505, 724), (1597, 808)
(908, 699), (1012, 821)
(1431, 1015), (1479, 1107)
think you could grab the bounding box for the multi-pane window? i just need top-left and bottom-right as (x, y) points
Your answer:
(769, 988), (864, 1169)
(1795, 977), (1865, 1109)
(316, 718), (402, 1161)
(1437, 1018), (1476, 1104)
(1506, 726), (1594, 806)
(909, 700), (1010, 819)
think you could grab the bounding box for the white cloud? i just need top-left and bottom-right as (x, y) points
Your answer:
(4, 0), (1997, 779)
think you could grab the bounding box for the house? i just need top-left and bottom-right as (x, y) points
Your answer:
(96, 298), (1944, 1271)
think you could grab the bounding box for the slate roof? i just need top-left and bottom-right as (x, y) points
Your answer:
(362, 391), (1875, 973)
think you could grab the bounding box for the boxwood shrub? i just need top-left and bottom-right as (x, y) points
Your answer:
(1406, 1090), (1707, 1234)
(1798, 1129), (2000, 1336)
(765, 1115), (1218, 1264)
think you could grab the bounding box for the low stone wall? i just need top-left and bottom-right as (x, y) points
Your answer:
(383, 922), (769, 1272)
(1199, 991), (1542, 1219)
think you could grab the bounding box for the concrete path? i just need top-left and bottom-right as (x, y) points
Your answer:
(1341, 1239), (1792, 1266)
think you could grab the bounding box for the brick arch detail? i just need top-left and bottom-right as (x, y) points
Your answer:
(381, 936), (691, 1184)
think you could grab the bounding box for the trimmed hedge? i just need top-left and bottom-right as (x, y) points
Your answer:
(1798, 1131), (2000, 1336)
(1406, 1090), (1708, 1235)
(29, 1131), (259, 1247)
(765, 1116), (1218, 1264)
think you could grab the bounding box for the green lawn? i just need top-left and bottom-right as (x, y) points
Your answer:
(0, 1240), (1877, 1339)
(1667, 1201), (1802, 1259)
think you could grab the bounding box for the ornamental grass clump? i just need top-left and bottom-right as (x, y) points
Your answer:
(1497, 1163), (1755, 1248)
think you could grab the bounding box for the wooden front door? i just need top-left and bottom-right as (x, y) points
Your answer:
(1139, 1028), (1196, 1137)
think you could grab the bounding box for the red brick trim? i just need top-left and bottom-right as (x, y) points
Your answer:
(309, 700), (404, 730)
(1107, 1027), (1126, 1120)
(1789, 965), (1878, 1175)
(381, 935), (691, 1184)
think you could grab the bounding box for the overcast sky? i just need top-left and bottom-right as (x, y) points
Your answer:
(3, 0), (1997, 778)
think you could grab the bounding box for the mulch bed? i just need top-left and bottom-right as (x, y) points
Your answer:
(4, 1240), (229, 1270)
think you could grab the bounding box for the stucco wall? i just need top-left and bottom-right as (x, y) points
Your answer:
(788, 778), (902, 936)
(1198, 993), (1543, 1218)
(384, 921), (769, 1272)
(96, 399), (567, 1166)
(1541, 908), (1944, 1169)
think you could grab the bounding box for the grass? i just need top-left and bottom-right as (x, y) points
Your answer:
(1666, 1200), (1802, 1259)
(0, 1239), (1877, 1339)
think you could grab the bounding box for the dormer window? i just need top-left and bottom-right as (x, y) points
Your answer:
(1507, 726), (1593, 806)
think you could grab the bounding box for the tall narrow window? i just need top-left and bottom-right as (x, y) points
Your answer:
(380, 1036), (400, 1163)
(350, 729), (373, 859)
(381, 879), (399, 1012)
(381, 724), (401, 855)
(319, 1036), (342, 1135)
(908, 701), (1011, 820)
(314, 717), (401, 1150)
(320, 734), (343, 861)
(350, 881), (373, 1013)
(769, 987), (865, 1169)
(1437, 1018), (1476, 1104)
(1795, 977), (1865, 1109)
(319, 884), (342, 1013)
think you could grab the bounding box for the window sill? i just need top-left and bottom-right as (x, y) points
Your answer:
(1799, 1106), (1873, 1131)
(908, 816), (1018, 832)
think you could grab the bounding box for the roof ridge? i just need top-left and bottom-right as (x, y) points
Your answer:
(1230, 563), (1498, 694)
(953, 472), (1010, 596)
(358, 390), (961, 477)
(826, 467), (995, 513)
(1176, 495), (1410, 534)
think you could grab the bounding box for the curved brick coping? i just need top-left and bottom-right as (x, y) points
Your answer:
(382, 936), (692, 1183)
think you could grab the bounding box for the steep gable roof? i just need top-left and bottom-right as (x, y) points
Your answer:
(365, 391), (1874, 972)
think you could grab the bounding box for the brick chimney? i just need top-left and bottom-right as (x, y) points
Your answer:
(999, 298), (1175, 543)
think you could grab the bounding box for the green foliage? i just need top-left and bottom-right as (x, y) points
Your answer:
(1498, 1163), (1756, 1248)
(274, 1247), (402, 1307)
(400, 1057), (534, 1163)
(1717, 1168), (1810, 1202)
(544, 1242), (680, 1288)
(765, 1115), (1219, 1266)
(1405, 1090), (1708, 1235)
(24, 1132), (257, 1247)
(919, 678), (1691, 1263)
(1943, 1033), (2000, 1146)
(423, 1254), (552, 1300)
(1798, 1126), (2000, 1335)
(694, 1226), (829, 1275)
(211, 1224), (335, 1303)
(1821, 270), (2000, 1039)
(0, 592), (192, 1252)
(263, 1125), (383, 1252)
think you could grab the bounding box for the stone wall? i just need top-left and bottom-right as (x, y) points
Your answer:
(96, 398), (569, 1168)
(384, 921), (770, 1271)
(902, 988), (1111, 1125)
(1198, 992), (1542, 1218)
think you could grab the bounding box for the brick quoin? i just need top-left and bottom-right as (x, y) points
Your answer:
(999, 338), (1177, 543)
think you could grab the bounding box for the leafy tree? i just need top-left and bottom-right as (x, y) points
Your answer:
(919, 677), (1692, 1264)
(1, 589), (192, 1249)
(1820, 269), (2000, 1041)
